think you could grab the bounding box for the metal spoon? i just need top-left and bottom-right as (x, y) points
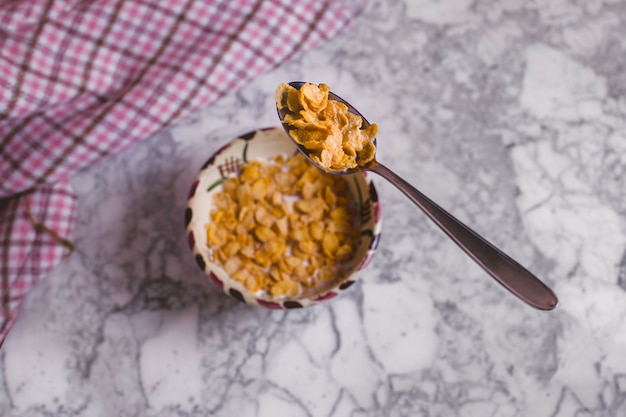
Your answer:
(277, 81), (558, 311)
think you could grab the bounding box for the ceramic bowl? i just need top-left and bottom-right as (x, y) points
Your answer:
(185, 127), (382, 308)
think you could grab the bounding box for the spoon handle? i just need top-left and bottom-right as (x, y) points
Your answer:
(368, 163), (558, 310)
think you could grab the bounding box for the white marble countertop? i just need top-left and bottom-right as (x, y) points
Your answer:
(3, 0), (626, 416)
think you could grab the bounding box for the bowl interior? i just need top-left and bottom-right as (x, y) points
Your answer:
(185, 127), (381, 308)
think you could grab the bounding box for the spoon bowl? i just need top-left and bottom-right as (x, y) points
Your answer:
(277, 81), (379, 174)
(277, 81), (558, 311)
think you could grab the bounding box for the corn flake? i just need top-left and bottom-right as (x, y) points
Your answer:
(206, 153), (361, 298)
(276, 83), (378, 172)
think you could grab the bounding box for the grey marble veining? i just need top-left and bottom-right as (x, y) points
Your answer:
(3, 0), (626, 416)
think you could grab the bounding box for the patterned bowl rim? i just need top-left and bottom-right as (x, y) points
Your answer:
(185, 126), (383, 309)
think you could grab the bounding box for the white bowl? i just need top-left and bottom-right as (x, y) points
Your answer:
(185, 127), (382, 308)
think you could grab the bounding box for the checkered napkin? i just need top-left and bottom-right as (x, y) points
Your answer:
(0, 0), (358, 345)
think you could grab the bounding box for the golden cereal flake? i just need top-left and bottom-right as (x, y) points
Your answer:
(276, 83), (378, 172)
(206, 154), (361, 298)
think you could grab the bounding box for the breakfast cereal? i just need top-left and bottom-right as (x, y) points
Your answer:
(276, 82), (378, 172)
(207, 153), (360, 298)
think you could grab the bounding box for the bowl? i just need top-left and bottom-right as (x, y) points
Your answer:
(185, 127), (382, 308)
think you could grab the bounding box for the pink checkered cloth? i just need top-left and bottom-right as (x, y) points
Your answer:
(0, 0), (358, 345)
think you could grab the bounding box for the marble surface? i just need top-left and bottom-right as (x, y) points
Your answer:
(3, 0), (626, 415)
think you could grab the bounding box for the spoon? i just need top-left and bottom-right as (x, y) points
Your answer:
(277, 81), (558, 311)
